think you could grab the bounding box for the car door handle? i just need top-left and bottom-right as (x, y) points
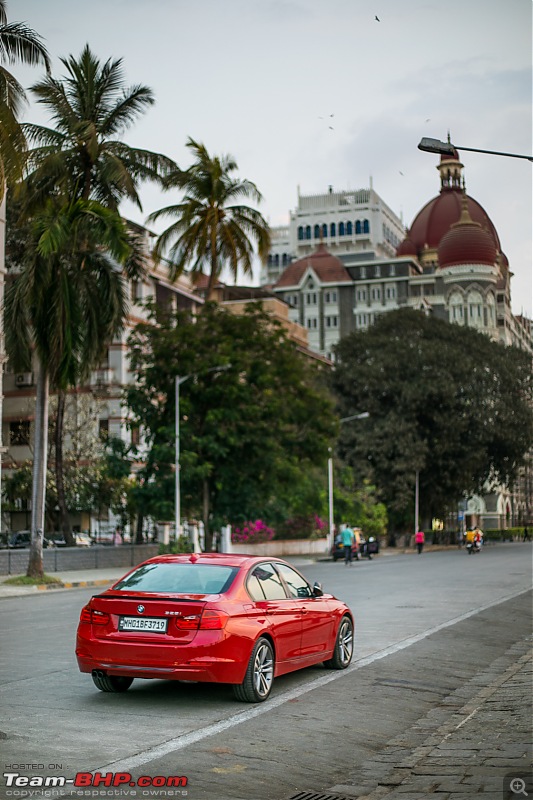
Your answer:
(299, 607), (308, 614)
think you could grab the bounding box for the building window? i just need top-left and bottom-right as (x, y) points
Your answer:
(131, 426), (140, 446)
(389, 263), (396, 276)
(322, 224), (328, 238)
(356, 220), (362, 234)
(314, 224), (320, 239)
(298, 226), (304, 241)
(363, 219), (370, 234)
(306, 318), (318, 329)
(326, 316), (338, 328)
(357, 288), (367, 302)
(10, 421), (30, 446)
(306, 226), (311, 240)
(346, 221), (353, 235)
(99, 419), (109, 440)
(339, 222), (345, 236)
(360, 266), (366, 279)
(330, 222), (336, 237)
(375, 264), (381, 277)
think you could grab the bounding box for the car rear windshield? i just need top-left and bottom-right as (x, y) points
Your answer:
(112, 563), (238, 595)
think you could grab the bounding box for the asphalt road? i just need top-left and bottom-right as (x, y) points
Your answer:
(0, 543), (531, 800)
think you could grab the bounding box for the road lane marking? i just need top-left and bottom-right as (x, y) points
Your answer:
(91, 586), (531, 775)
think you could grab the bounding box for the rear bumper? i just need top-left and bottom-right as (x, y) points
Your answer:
(76, 629), (251, 684)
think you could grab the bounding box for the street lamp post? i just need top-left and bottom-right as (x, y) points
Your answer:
(327, 411), (370, 550)
(175, 364), (231, 540)
(418, 137), (533, 162)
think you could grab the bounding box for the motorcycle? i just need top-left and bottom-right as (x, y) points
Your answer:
(466, 539), (482, 554)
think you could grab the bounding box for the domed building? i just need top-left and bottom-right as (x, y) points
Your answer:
(396, 148), (520, 346)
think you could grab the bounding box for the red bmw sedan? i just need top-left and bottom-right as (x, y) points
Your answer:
(76, 553), (354, 702)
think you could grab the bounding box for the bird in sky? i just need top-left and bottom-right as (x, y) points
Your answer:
(319, 114), (334, 119)
(375, 15), (380, 21)
(399, 171), (405, 176)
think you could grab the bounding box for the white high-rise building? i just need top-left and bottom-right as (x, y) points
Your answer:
(261, 181), (405, 286)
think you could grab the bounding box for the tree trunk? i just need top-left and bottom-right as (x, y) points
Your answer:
(202, 478), (212, 551)
(27, 363), (49, 578)
(55, 390), (75, 545)
(135, 513), (144, 544)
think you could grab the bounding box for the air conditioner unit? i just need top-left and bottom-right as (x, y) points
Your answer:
(15, 372), (34, 387)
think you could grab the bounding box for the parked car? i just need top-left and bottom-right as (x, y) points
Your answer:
(76, 553), (354, 703)
(7, 531), (53, 548)
(51, 533), (93, 547)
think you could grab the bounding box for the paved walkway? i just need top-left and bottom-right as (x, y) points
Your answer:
(331, 636), (533, 799)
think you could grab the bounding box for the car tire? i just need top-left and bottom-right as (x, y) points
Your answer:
(324, 615), (353, 670)
(233, 637), (274, 703)
(91, 672), (133, 693)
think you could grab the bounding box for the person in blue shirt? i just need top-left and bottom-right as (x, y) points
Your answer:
(341, 524), (355, 565)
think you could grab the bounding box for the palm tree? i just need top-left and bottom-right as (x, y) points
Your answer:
(5, 199), (131, 576)
(12, 44), (176, 546)
(20, 44), (176, 212)
(0, 0), (50, 193)
(147, 137), (271, 301)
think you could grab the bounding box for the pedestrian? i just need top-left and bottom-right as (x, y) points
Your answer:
(523, 526), (531, 542)
(341, 523), (355, 565)
(415, 529), (425, 555)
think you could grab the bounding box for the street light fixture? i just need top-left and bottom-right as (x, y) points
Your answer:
(417, 137), (533, 163)
(175, 364), (231, 540)
(328, 411), (370, 550)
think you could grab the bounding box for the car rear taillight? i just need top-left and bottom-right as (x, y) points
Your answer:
(174, 610), (228, 631)
(175, 614), (201, 630)
(79, 605), (110, 625)
(200, 609), (228, 630)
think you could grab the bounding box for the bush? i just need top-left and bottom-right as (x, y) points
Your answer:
(158, 536), (193, 555)
(274, 515), (326, 541)
(483, 527), (523, 541)
(231, 520), (275, 545)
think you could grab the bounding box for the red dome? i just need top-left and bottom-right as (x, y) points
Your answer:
(396, 235), (417, 257)
(438, 212), (497, 268)
(396, 190), (501, 257)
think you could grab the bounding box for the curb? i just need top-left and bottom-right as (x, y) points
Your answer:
(37, 578), (115, 591)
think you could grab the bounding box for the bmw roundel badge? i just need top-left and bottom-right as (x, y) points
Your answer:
(137, 605), (145, 613)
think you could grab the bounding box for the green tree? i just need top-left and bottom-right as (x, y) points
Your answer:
(5, 200), (131, 576)
(11, 44), (175, 544)
(147, 137), (270, 301)
(0, 0), (50, 194)
(21, 44), (175, 212)
(330, 309), (533, 532)
(126, 303), (336, 548)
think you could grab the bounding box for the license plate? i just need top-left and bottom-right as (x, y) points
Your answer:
(118, 616), (168, 633)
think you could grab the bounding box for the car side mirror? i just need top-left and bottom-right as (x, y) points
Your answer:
(312, 582), (324, 597)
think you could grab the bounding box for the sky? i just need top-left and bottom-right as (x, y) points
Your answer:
(13, 0), (533, 316)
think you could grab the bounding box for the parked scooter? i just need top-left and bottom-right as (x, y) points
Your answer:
(359, 536), (379, 560)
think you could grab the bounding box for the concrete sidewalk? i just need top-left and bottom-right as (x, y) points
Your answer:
(332, 635), (533, 799)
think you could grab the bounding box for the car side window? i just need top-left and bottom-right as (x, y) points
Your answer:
(247, 563), (287, 601)
(275, 563), (312, 598)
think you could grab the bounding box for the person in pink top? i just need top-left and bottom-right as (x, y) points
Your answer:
(415, 529), (425, 554)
